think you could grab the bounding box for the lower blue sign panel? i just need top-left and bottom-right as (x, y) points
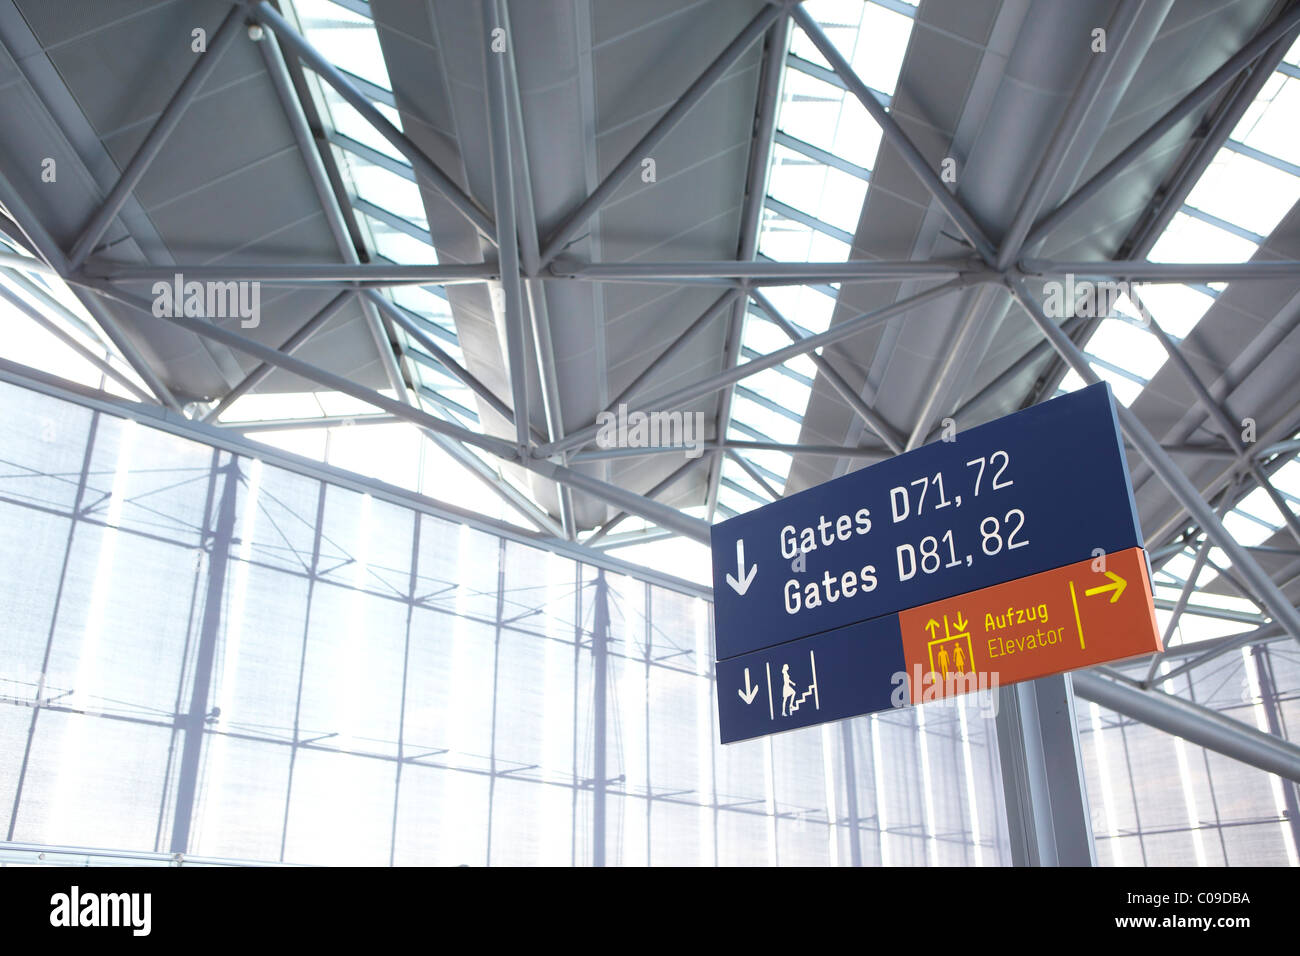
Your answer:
(715, 613), (906, 744)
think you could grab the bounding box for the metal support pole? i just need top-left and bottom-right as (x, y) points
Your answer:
(791, 5), (996, 264)
(1250, 646), (1300, 849)
(202, 290), (353, 423)
(170, 452), (239, 852)
(230, 412), (397, 431)
(80, 262), (498, 284)
(482, 0), (531, 453)
(1011, 277), (1300, 646)
(1020, 259), (1300, 282)
(1073, 669), (1300, 783)
(994, 673), (1096, 866)
(548, 259), (984, 283)
(568, 439), (890, 463)
(497, 5), (576, 537)
(248, 0), (496, 242)
(67, 8), (244, 269)
(591, 569), (610, 867)
(539, 2), (785, 266)
(839, 722), (863, 866)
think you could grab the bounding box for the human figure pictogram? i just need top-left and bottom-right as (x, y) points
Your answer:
(781, 663), (796, 716)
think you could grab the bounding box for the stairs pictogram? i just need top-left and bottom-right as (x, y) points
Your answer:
(789, 683), (816, 714)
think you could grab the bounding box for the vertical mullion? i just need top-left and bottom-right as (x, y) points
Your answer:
(279, 480), (327, 862)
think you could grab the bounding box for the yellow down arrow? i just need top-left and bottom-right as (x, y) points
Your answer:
(1085, 570), (1127, 603)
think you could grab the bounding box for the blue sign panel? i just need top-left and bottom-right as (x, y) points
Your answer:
(710, 382), (1141, 662)
(715, 613), (906, 744)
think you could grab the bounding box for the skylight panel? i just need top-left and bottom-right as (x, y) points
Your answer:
(757, 208), (853, 261)
(767, 145), (869, 234)
(295, 0), (392, 92)
(1221, 510), (1276, 546)
(1234, 486), (1287, 528)
(1129, 283), (1214, 338)
(847, 2), (913, 95)
(757, 284), (836, 334)
(730, 393), (803, 445)
(743, 448), (795, 480)
(1231, 73), (1300, 167)
(1183, 147), (1300, 238)
(362, 215), (435, 265)
(341, 153), (428, 229)
(747, 365), (813, 412)
(776, 69), (882, 168)
(1147, 211), (1259, 263)
(320, 91), (406, 163)
(716, 485), (756, 517)
(1269, 459), (1300, 498)
(1085, 319), (1167, 381)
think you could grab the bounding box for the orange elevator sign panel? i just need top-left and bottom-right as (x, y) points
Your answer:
(897, 547), (1161, 704)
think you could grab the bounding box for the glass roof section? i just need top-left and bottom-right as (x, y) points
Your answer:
(198, 0), (538, 525)
(1059, 44), (1300, 406)
(715, 0), (916, 520)
(0, 0), (1294, 594)
(1059, 39), (1300, 629)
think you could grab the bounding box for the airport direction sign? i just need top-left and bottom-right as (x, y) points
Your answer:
(896, 546), (1161, 703)
(716, 546), (1161, 744)
(716, 613), (904, 744)
(710, 381), (1143, 663)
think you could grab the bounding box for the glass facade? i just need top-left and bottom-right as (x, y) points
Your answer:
(0, 377), (1009, 866)
(1076, 645), (1300, 866)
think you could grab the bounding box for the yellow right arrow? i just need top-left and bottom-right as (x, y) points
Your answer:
(1085, 570), (1127, 603)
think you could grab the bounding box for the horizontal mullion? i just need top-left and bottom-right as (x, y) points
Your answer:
(764, 196), (856, 245)
(773, 130), (871, 181)
(355, 200), (432, 243)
